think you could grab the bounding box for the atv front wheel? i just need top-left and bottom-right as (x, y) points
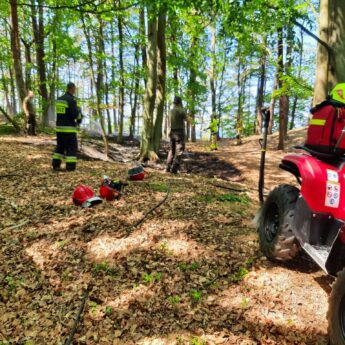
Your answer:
(329, 268), (345, 345)
(257, 184), (299, 261)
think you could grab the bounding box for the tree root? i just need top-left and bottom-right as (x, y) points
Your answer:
(130, 182), (170, 231)
(64, 284), (92, 345)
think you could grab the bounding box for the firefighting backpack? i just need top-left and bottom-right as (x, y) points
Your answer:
(305, 84), (345, 155)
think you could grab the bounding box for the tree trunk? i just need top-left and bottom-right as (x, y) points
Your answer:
(314, 0), (330, 104)
(277, 27), (286, 150)
(236, 59), (244, 145)
(210, 24), (217, 122)
(268, 69), (279, 134)
(104, 66), (112, 135)
(153, 11), (166, 152)
(9, 0), (27, 105)
(328, 0), (345, 88)
(140, 8), (148, 87)
(110, 21), (118, 132)
(80, 12), (109, 155)
(31, 0), (49, 126)
(284, 26), (293, 139)
(255, 49), (266, 135)
(139, 9), (158, 161)
(188, 36), (198, 142)
(130, 44), (140, 138)
(118, 10), (125, 144)
(0, 105), (21, 132)
(290, 28), (304, 130)
(21, 39), (33, 91)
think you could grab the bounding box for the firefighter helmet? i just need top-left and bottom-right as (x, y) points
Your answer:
(128, 165), (145, 181)
(72, 185), (102, 208)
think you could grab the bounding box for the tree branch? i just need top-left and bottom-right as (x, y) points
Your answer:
(293, 20), (330, 52)
(0, 105), (21, 132)
(17, 0), (138, 14)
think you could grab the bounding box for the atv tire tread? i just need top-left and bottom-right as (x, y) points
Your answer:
(258, 184), (300, 261)
(328, 267), (345, 345)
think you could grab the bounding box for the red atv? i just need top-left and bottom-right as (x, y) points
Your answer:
(257, 108), (345, 345)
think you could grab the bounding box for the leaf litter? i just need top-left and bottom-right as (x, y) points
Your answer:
(0, 137), (329, 345)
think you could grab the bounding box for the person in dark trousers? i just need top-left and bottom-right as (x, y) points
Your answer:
(23, 90), (36, 135)
(166, 96), (187, 174)
(52, 82), (82, 171)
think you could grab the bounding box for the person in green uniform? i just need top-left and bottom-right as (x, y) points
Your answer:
(166, 96), (187, 174)
(207, 115), (219, 151)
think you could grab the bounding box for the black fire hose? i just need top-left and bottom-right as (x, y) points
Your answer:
(258, 107), (271, 204)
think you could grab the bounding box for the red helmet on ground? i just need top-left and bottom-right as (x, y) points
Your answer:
(128, 165), (145, 181)
(72, 185), (102, 208)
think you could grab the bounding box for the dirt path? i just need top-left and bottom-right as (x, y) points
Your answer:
(0, 133), (331, 345)
(188, 127), (308, 199)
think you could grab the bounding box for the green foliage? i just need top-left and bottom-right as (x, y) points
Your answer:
(196, 193), (249, 205)
(0, 124), (17, 136)
(190, 289), (202, 302)
(240, 296), (249, 309)
(93, 261), (110, 273)
(143, 272), (162, 284)
(178, 261), (200, 272)
(230, 266), (249, 283)
(167, 295), (181, 304)
(189, 336), (206, 345)
(105, 306), (113, 315)
(5, 276), (16, 292)
(150, 182), (168, 192)
(89, 301), (98, 314)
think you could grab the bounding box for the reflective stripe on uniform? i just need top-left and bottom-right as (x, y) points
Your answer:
(56, 100), (69, 114)
(52, 153), (63, 160)
(66, 156), (77, 163)
(55, 126), (78, 133)
(309, 118), (326, 126)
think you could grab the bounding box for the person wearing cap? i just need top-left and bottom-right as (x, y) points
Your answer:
(166, 96), (187, 174)
(23, 90), (36, 136)
(52, 82), (82, 171)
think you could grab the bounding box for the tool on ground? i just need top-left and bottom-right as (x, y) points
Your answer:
(99, 176), (128, 201)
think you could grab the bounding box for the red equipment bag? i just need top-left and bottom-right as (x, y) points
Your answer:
(305, 100), (345, 155)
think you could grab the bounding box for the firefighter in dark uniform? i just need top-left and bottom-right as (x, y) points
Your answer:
(166, 96), (187, 174)
(52, 82), (82, 171)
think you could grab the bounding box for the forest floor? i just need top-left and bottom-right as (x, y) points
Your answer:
(0, 129), (332, 345)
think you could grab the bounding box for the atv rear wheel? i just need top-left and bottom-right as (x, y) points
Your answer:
(257, 184), (300, 261)
(329, 268), (345, 345)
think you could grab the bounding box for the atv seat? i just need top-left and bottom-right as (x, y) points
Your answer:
(293, 145), (338, 160)
(294, 145), (345, 168)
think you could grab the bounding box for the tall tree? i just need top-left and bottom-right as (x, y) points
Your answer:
(139, 6), (158, 160)
(314, 0), (345, 104)
(31, 0), (50, 126)
(277, 27), (288, 150)
(9, 0), (27, 105)
(255, 47), (267, 135)
(117, 8), (125, 143)
(153, 10), (167, 152)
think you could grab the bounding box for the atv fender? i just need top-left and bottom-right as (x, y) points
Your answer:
(281, 153), (345, 217)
